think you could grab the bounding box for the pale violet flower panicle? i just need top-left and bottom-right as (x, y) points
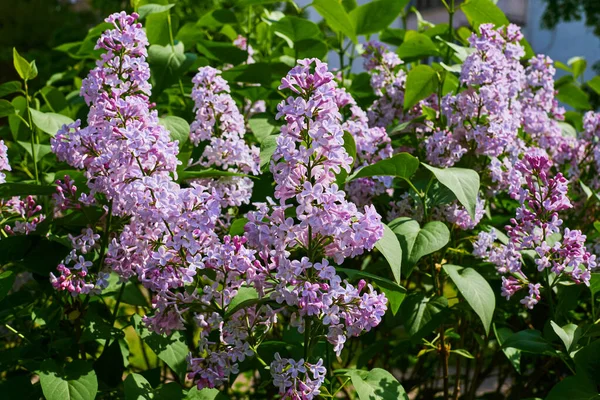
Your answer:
(189, 66), (260, 208)
(474, 151), (597, 309)
(270, 353), (327, 400)
(243, 59), (387, 396)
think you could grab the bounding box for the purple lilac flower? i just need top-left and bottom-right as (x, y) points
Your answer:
(474, 151), (597, 309)
(0, 140), (10, 184)
(2, 195), (46, 235)
(189, 66), (260, 208)
(270, 353), (326, 399)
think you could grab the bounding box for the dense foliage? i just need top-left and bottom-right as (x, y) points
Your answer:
(2, 0), (600, 399)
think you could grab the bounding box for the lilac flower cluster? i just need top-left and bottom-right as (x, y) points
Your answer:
(0, 140), (10, 184)
(334, 87), (393, 206)
(189, 66), (260, 207)
(243, 59), (387, 398)
(2, 195), (46, 235)
(270, 354), (326, 399)
(474, 152), (597, 308)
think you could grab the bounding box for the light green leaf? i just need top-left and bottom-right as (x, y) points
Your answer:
(443, 264), (495, 335)
(137, 3), (175, 19)
(568, 56), (587, 80)
(348, 153), (419, 182)
(404, 65), (438, 110)
(186, 387), (229, 399)
(159, 116), (190, 150)
(272, 16), (321, 47)
(229, 218), (248, 237)
(347, 368), (409, 400)
(588, 76), (600, 96)
(451, 349), (475, 359)
(422, 163), (480, 219)
(225, 286), (268, 318)
(550, 321), (580, 354)
(312, 0), (357, 44)
(248, 113), (278, 144)
(259, 135), (278, 171)
(557, 83), (591, 110)
(349, 0), (409, 36)
(397, 31), (440, 60)
(13, 48), (37, 81)
(17, 141), (53, 162)
(178, 168), (249, 182)
(375, 224), (403, 284)
(435, 36), (475, 61)
(39, 359), (98, 400)
(29, 109), (74, 136)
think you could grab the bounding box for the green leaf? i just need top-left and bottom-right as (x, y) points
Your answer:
(248, 113), (278, 144)
(451, 349), (475, 359)
(148, 42), (197, 95)
(259, 135), (278, 170)
(550, 321), (580, 354)
(0, 99), (15, 118)
(397, 31), (440, 60)
(159, 116), (190, 150)
(349, 0), (409, 36)
(342, 130), (357, 165)
(229, 218), (248, 237)
(17, 141), (53, 162)
(435, 36), (475, 61)
(226, 286), (264, 318)
(590, 273), (600, 299)
(494, 325), (521, 373)
(346, 368), (409, 400)
(400, 293), (448, 340)
(134, 316), (189, 381)
(337, 268), (406, 315)
(29, 109), (74, 136)
(404, 65), (438, 110)
(0, 271), (15, 302)
(196, 9), (237, 29)
(272, 16), (321, 47)
(389, 218), (450, 275)
(375, 224), (403, 284)
(443, 264), (495, 335)
(502, 330), (557, 356)
(123, 373), (153, 400)
(569, 56), (587, 80)
(39, 359), (98, 400)
(588, 76), (600, 96)
(380, 28), (406, 46)
(94, 340), (126, 388)
(422, 164), (480, 219)
(574, 340), (600, 386)
(0, 81), (22, 98)
(196, 40), (248, 66)
(312, 0), (357, 44)
(137, 3), (175, 19)
(0, 183), (57, 198)
(221, 63), (272, 86)
(557, 83), (591, 110)
(348, 153), (419, 182)
(546, 375), (600, 400)
(186, 387), (229, 399)
(13, 48), (37, 81)
(178, 168), (249, 181)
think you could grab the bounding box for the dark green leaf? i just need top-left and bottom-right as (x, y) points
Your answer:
(588, 76), (600, 96)
(221, 63), (272, 86)
(196, 40), (248, 66)
(273, 16), (321, 46)
(501, 330), (557, 356)
(94, 340), (125, 388)
(557, 83), (591, 110)
(494, 325), (521, 373)
(337, 268), (406, 314)
(123, 373), (153, 400)
(443, 264), (495, 335)
(400, 293), (448, 340)
(148, 43), (197, 95)
(0, 81), (22, 98)
(575, 340), (600, 386)
(0, 183), (57, 197)
(0, 99), (15, 118)
(546, 375), (600, 400)
(0, 271), (15, 302)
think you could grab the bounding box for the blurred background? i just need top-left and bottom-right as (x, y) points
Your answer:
(1, 0), (599, 86)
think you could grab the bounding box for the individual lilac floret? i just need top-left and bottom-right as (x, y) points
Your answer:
(270, 354), (326, 400)
(474, 151), (597, 309)
(189, 66), (260, 207)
